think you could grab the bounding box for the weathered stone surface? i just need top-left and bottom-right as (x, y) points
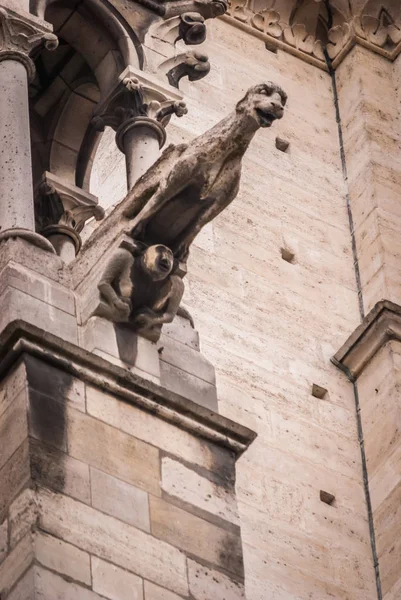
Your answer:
(38, 489), (189, 596)
(0, 389), (28, 470)
(187, 559), (245, 600)
(86, 385), (232, 474)
(161, 456), (238, 524)
(6, 566), (34, 600)
(159, 361), (217, 411)
(35, 531), (91, 586)
(144, 581), (184, 600)
(0, 441), (29, 520)
(30, 439), (91, 504)
(149, 496), (243, 576)
(0, 534), (33, 596)
(9, 489), (38, 549)
(0, 363), (26, 420)
(92, 556), (143, 600)
(91, 467), (150, 531)
(67, 408), (160, 495)
(35, 566), (104, 599)
(0, 519), (7, 564)
(25, 355), (85, 413)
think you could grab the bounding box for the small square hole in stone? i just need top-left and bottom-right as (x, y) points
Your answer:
(281, 248), (295, 263)
(265, 41), (278, 53)
(320, 490), (335, 506)
(275, 137), (290, 153)
(312, 384), (328, 399)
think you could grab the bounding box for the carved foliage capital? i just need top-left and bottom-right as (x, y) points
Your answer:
(92, 70), (187, 151)
(0, 7), (58, 80)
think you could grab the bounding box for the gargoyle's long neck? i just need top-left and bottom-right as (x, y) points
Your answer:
(193, 109), (259, 157)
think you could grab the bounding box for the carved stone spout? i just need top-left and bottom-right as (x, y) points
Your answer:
(93, 83), (286, 340)
(123, 82), (287, 261)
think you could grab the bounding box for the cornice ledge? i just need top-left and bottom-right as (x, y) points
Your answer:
(0, 320), (256, 456)
(332, 300), (401, 380)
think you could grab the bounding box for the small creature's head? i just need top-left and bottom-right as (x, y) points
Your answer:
(141, 245), (174, 281)
(236, 83), (287, 128)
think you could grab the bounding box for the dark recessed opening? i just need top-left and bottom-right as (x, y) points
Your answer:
(320, 490), (335, 506)
(312, 384), (328, 399)
(281, 248), (295, 263)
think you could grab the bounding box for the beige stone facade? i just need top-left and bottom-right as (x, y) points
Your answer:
(0, 1), (401, 599)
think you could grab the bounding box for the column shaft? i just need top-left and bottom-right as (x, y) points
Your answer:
(0, 59), (35, 230)
(124, 126), (161, 188)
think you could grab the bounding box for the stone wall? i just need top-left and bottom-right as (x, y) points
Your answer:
(89, 16), (378, 600)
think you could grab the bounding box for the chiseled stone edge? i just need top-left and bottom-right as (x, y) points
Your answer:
(332, 300), (401, 380)
(0, 320), (257, 456)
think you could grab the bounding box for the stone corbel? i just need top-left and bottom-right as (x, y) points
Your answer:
(35, 172), (104, 261)
(92, 66), (187, 187)
(162, 51), (210, 88)
(332, 301), (401, 380)
(0, 7), (58, 81)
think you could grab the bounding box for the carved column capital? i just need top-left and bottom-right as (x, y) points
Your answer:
(35, 172), (104, 256)
(0, 7), (58, 80)
(92, 67), (187, 152)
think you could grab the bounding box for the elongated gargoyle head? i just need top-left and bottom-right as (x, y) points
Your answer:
(236, 83), (287, 128)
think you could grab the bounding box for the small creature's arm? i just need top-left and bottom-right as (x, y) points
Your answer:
(98, 249), (133, 317)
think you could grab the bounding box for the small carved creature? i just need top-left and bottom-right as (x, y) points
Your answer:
(123, 82), (287, 260)
(96, 241), (184, 341)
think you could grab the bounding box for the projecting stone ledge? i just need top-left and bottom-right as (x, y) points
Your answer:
(332, 300), (401, 380)
(0, 319), (256, 455)
(0, 320), (255, 600)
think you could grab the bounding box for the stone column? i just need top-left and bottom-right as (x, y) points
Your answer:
(0, 7), (58, 252)
(35, 172), (104, 263)
(92, 67), (187, 189)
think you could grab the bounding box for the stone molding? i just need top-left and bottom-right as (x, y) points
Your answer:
(35, 172), (105, 255)
(92, 65), (187, 152)
(222, 0), (401, 71)
(0, 6), (58, 80)
(332, 300), (401, 380)
(0, 319), (257, 455)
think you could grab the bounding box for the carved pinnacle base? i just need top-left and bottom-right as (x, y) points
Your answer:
(0, 228), (56, 253)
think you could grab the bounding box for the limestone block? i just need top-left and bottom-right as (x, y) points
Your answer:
(92, 556), (143, 600)
(188, 559), (245, 600)
(30, 439), (91, 505)
(35, 531), (91, 586)
(0, 535), (33, 597)
(0, 288), (77, 345)
(0, 442), (30, 520)
(0, 519), (7, 564)
(161, 314), (200, 350)
(149, 496), (243, 577)
(86, 385), (232, 474)
(0, 389), (28, 470)
(0, 239), (67, 286)
(157, 336), (215, 384)
(80, 317), (160, 383)
(6, 566), (34, 600)
(159, 361), (217, 411)
(144, 581), (184, 600)
(38, 489), (189, 596)
(91, 467), (150, 531)
(161, 457), (238, 524)
(67, 408), (161, 495)
(0, 363), (27, 420)
(35, 566), (104, 599)
(9, 489), (38, 550)
(25, 356), (85, 413)
(28, 390), (67, 452)
(0, 262), (75, 315)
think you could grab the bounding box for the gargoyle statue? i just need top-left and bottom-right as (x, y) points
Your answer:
(95, 239), (184, 342)
(123, 82), (287, 261)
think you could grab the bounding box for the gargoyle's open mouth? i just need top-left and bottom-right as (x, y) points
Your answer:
(158, 258), (171, 273)
(256, 108), (276, 128)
